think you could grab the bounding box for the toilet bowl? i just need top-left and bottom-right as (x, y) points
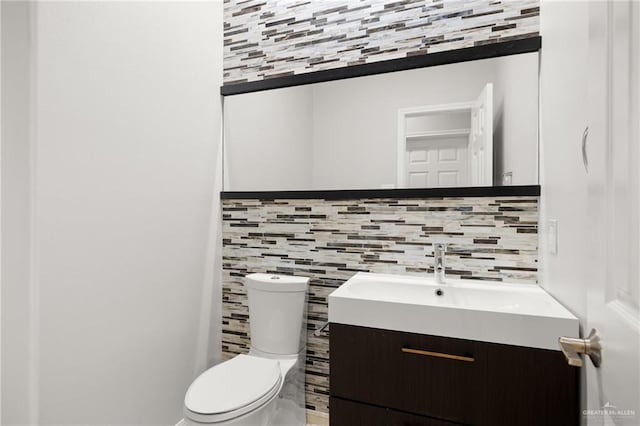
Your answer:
(180, 273), (309, 426)
(182, 354), (300, 425)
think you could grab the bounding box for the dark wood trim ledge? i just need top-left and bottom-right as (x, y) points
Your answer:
(220, 36), (541, 96)
(220, 185), (541, 200)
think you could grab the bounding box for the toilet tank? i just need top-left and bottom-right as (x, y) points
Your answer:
(245, 273), (309, 355)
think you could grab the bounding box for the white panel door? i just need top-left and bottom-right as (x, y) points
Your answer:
(585, 1), (640, 424)
(470, 83), (493, 186)
(405, 137), (469, 188)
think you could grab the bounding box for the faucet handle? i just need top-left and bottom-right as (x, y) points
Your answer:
(433, 242), (447, 251)
(433, 242), (447, 284)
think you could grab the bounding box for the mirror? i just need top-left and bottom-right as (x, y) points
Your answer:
(224, 52), (538, 191)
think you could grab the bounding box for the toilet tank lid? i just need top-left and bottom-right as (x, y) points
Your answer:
(245, 273), (309, 292)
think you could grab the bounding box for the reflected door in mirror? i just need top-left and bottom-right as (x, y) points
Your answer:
(398, 83), (493, 188)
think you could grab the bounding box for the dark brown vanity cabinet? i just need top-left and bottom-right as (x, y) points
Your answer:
(329, 324), (579, 426)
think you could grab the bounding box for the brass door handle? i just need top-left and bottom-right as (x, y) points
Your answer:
(558, 328), (602, 368)
(401, 347), (475, 362)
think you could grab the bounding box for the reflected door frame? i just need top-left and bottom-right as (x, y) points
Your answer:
(397, 86), (493, 189)
(397, 103), (473, 188)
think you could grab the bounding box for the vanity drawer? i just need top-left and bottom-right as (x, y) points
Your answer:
(330, 324), (486, 424)
(330, 397), (462, 426)
(330, 323), (580, 426)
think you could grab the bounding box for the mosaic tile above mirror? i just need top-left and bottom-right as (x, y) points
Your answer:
(224, 0), (540, 84)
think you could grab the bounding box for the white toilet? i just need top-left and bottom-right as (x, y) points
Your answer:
(180, 273), (309, 426)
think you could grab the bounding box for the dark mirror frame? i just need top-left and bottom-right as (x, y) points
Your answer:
(220, 37), (542, 199)
(220, 37), (541, 96)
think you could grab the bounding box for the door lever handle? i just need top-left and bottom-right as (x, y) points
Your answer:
(558, 328), (602, 368)
(581, 126), (589, 173)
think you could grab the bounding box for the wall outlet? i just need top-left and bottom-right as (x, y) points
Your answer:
(548, 219), (559, 255)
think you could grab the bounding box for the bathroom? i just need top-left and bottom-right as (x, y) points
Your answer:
(1, 0), (638, 425)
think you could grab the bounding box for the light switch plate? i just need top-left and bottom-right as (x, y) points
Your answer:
(548, 219), (559, 255)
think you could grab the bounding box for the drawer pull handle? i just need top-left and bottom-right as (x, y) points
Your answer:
(401, 347), (475, 362)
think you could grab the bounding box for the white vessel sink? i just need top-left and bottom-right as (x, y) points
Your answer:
(328, 272), (579, 351)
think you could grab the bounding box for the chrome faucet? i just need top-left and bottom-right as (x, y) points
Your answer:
(433, 243), (446, 284)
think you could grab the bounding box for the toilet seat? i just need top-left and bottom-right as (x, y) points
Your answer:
(184, 354), (282, 423)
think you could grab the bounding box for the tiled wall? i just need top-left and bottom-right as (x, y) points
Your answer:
(221, 195), (538, 414)
(223, 0), (540, 84)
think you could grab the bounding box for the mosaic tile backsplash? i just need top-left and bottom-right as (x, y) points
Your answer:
(221, 195), (538, 414)
(223, 0), (540, 84)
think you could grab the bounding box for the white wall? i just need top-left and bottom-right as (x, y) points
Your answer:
(1, 2), (34, 424)
(224, 86), (314, 191)
(493, 54), (539, 185)
(538, 1), (590, 411)
(538, 1), (589, 320)
(1, 2), (223, 424)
